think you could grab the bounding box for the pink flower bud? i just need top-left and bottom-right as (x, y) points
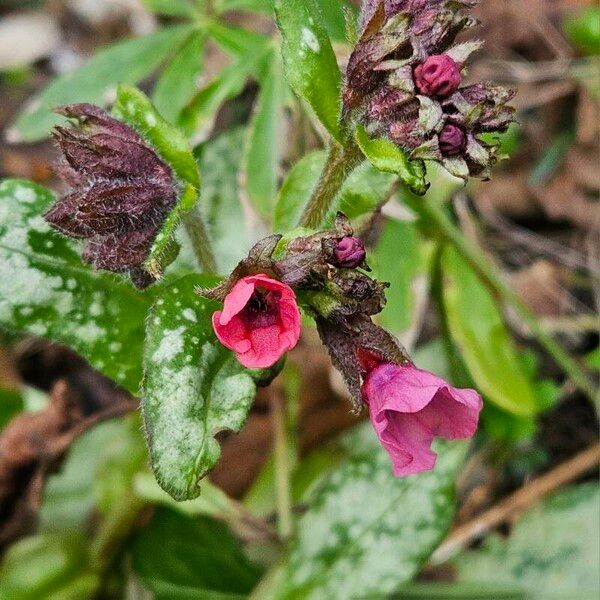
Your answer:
(332, 236), (366, 268)
(359, 353), (482, 476)
(414, 54), (461, 97)
(439, 123), (467, 156)
(212, 274), (301, 369)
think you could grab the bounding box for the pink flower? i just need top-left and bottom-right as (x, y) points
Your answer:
(360, 353), (482, 476)
(212, 274), (301, 369)
(414, 54), (461, 98)
(332, 236), (366, 268)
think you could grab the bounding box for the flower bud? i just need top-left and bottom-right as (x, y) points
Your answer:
(44, 103), (177, 288)
(438, 123), (467, 156)
(211, 274), (301, 369)
(331, 236), (366, 268)
(413, 54), (461, 97)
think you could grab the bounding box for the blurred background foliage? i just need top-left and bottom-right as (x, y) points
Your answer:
(0, 0), (598, 598)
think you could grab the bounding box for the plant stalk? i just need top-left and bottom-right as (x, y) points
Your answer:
(298, 139), (363, 229)
(413, 195), (597, 403)
(271, 391), (293, 540)
(184, 208), (218, 274)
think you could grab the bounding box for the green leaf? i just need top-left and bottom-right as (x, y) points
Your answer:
(316, 0), (356, 42)
(563, 7), (600, 56)
(142, 0), (200, 17)
(142, 275), (256, 500)
(324, 160), (395, 226)
(277, 425), (465, 600)
(0, 387), (22, 429)
(216, 0), (273, 14)
(131, 508), (262, 599)
(274, 150), (326, 232)
(196, 129), (255, 273)
(441, 246), (537, 416)
(371, 218), (427, 335)
(275, 0), (342, 141)
(113, 85), (201, 279)
(395, 582), (526, 599)
(153, 30), (206, 123)
(244, 54), (286, 218)
(10, 25), (194, 142)
(179, 49), (266, 137)
(355, 124), (428, 195)
(206, 22), (271, 57)
(455, 483), (600, 599)
(0, 179), (150, 393)
(0, 533), (99, 600)
(40, 418), (141, 532)
(274, 152), (394, 232)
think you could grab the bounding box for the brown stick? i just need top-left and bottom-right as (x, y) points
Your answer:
(429, 443), (600, 565)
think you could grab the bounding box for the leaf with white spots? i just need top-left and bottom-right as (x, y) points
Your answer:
(0, 179), (152, 393)
(142, 275), (257, 501)
(275, 0), (342, 141)
(112, 85), (202, 280)
(277, 425), (465, 600)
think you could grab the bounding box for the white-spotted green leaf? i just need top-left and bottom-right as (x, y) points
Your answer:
(277, 425), (465, 600)
(10, 25), (193, 142)
(152, 30), (206, 123)
(112, 85), (202, 280)
(0, 179), (151, 393)
(142, 275), (256, 501)
(197, 128), (256, 273)
(244, 52), (287, 219)
(355, 124), (428, 195)
(455, 483), (600, 599)
(441, 246), (536, 416)
(275, 0), (342, 141)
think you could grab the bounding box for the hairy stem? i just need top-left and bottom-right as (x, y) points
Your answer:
(184, 208), (217, 274)
(299, 139), (363, 229)
(413, 195), (597, 403)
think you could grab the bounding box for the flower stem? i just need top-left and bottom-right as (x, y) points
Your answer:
(271, 390), (293, 540)
(412, 195), (597, 403)
(299, 139), (363, 229)
(184, 208), (217, 274)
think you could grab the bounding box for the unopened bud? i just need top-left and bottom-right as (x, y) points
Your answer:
(439, 123), (466, 156)
(332, 236), (366, 268)
(414, 55), (461, 98)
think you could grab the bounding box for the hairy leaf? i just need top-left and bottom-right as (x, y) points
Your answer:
(142, 275), (256, 500)
(355, 124), (428, 195)
(278, 425), (465, 599)
(0, 179), (150, 393)
(275, 0), (342, 141)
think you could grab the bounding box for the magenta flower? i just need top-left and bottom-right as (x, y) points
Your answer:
(360, 353), (482, 476)
(212, 274), (301, 369)
(414, 54), (462, 98)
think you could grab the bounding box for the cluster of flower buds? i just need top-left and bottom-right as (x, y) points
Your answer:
(200, 215), (482, 476)
(45, 104), (178, 288)
(344, 0), (515, 180)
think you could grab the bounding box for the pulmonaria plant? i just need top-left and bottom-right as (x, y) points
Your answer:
(201, 215), (482, 476)
(45, 104), (179, 288)
(345, 0), (516, 180)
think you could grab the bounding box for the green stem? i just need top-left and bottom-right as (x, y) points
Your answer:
(271, 391), (293, 540)
(298, 139), (363, 229)
(413, 195), (597, 403)
(184, 208), (217, 274)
